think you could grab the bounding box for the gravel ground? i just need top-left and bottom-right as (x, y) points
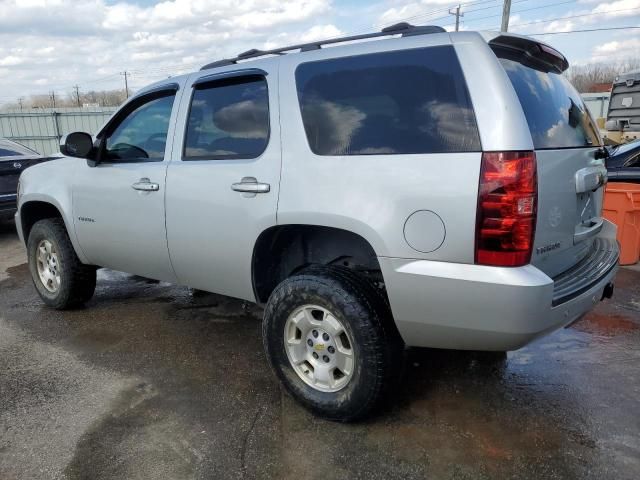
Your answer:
(1, 218), (639, 480)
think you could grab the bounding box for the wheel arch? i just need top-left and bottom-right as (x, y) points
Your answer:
(19, 198), (88, 264)
(252, 224), (385, 304)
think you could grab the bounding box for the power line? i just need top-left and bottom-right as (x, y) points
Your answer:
(381, 0), (502, 32)
(528, 25), (640, 36)
(510, 6), (640, 29)
(332, 0), (502, 39)
(439, 0), (579, 29)
(440, 2), (635, 31)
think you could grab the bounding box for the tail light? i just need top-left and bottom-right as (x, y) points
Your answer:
(475, 151), (537, 267)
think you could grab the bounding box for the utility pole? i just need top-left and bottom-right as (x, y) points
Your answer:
(501, 0), (512, 32)
(50, 91), (56, 109)
(121, 71), (130, 98)
(18, 97), (24, 111)
(73, 85), (81, 107)
(449, 4), (463, 32)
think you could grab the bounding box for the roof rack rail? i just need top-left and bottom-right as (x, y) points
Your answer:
(200, 23), (446, 70)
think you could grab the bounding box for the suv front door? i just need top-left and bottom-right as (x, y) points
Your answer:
(73, 86), (182, 281)
(165, 66), (281, 300)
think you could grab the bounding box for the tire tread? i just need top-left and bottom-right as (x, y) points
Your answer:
(28, 218), (96, 309)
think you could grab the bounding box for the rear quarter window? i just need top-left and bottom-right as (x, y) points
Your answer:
(494, 47), (600, 149)
(295, 46), (481, 156)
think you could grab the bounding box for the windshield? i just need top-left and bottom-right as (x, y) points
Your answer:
(494, 46), (601, 150)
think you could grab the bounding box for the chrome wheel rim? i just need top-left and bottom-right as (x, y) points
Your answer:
(36, 239), (61, 293)
(284, 305), (355, 392)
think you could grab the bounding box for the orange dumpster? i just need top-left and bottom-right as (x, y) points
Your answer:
(602, 182), (640, 265)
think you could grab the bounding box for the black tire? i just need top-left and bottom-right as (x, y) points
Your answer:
(263, 265), (404, 422)
(27, 218), (96, 309)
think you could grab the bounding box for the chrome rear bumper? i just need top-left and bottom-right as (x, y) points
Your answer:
(552, 237), (619, 306)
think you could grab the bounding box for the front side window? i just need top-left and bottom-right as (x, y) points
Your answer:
(295, 46), (481, 156)
(184, 75), (269, 160)
(105, 93), (175, 162)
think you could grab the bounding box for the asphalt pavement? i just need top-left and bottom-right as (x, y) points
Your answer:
(1, 218), (639, 480)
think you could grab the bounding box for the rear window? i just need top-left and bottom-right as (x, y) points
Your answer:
(494, 47), (600, 149)
(184, 76), (269, 160)
(295, 46), (481, 156)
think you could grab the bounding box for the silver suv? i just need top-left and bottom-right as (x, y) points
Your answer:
(15, 24), (619, 421)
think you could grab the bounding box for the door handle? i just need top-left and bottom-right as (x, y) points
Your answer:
(132, 178), (160, 192)
(231, 177), (270, 194)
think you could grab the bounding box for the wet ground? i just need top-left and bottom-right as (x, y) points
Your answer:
(1, 219), (639, 480)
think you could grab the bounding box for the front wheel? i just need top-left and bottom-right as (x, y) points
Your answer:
(263, 266), (403, 421)
(27, 218), (96, 309)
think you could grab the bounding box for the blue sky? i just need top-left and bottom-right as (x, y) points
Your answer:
(0, 0), (638, 105)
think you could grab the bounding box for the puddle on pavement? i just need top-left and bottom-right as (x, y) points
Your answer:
(574, 311), (639, 336)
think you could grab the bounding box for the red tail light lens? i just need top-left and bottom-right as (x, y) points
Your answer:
(475, 151), (537, 267)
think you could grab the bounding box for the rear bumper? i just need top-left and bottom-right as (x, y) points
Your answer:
(380, 221), (619, 351)
(0, 193), (17, 218)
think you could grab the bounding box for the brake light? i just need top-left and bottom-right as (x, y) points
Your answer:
(475, 151), (537, 267)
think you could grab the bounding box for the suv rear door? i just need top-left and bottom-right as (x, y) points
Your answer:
(491, 38), (606, 278)
(165, 64), (281, 301)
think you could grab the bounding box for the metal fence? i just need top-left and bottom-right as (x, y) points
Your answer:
(0, 107), (117, 156)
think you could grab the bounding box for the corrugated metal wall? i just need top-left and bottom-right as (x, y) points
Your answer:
(0, 107), (117, 155)
(582, 93), (611, 120)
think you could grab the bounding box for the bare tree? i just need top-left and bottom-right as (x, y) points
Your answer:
(566, 58), (640, 92)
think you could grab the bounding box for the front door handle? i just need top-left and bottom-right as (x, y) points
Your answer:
(231, 177), (270, 195)
(132, 178), (160, 192)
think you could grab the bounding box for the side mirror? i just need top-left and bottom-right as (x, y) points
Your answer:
(60, 132), (94, 159)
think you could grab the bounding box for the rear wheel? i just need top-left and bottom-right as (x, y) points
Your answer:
(27, 218), (96, 309)
(263, 265), (403, 421)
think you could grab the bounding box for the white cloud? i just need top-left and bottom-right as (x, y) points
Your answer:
(540, 20), (575, 34)
(0, 55), (24, 66)
(1, 0), (639, 106)
(594, 37), (640, 55)
(301, 24), (343, 42)
(261, 24), (343, 50)
(378, 0), (457, 27)
(592, 0), (640, 15)
(0, 0), (335, 103)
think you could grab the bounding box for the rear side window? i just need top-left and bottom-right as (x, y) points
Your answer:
(295, 46), (481, 156)
(184, 75), (269, 160)
(494, 47), (600, 149)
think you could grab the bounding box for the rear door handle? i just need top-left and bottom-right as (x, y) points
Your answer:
(231, 177), (270, 195)
(132, 178), (160, 192)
